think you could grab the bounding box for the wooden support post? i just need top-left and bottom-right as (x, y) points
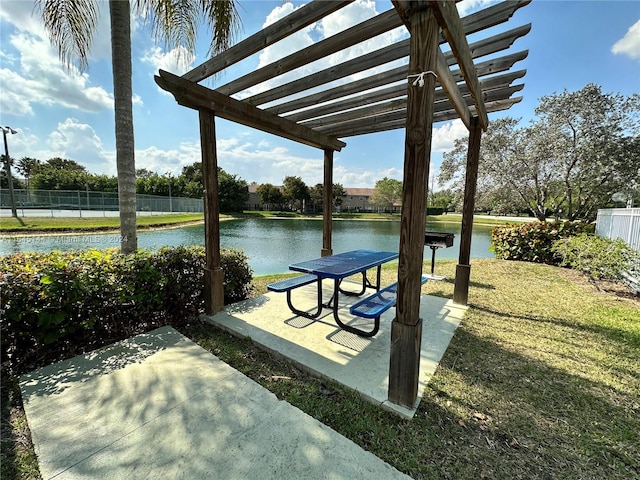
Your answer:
(322, 149), (333, 257)
(199, 110), (225, 315)
(453, 116), (482, 305)
(389, 6), (439, 408)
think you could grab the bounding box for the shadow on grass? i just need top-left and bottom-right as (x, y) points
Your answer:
(1, 373), (41, 480)
(471, 303), (640, 350)
(428, 326), (640, 479)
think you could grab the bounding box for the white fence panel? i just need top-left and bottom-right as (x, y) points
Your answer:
(596, 208), (640, 252)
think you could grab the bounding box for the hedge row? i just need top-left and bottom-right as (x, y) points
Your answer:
(0, 246), (252, 375)
(491, 221), (593, 264)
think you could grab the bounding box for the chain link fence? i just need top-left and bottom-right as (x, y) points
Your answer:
(1, 189), (204, 215)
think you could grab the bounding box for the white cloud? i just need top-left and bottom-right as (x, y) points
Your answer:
(0, 31), (113, 116)
(6, 119), (113, 174)
(612, 19), (640, 60)
(46, 118), (113, 172)
(141, 45), (195, 77)
(456, 0), (500, 17)
(432, 120), (468, 152)
(239, 0), (407, 100)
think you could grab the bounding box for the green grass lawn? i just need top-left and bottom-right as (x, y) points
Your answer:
(0, 213), (206, 233)
(3, 259), (638, 479)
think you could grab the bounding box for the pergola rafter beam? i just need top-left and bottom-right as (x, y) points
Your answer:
(322, 86), (524, 136)
(269, 22), (530, 119)
(285, 50), (528, 124)
(155, 69), (345, 151)
(216, 9), (404, 96)
(182, 1), (351, 83)
(332, 97), (523, 138)
(429, 0), (489, 129)
(300, 71), (525, 130)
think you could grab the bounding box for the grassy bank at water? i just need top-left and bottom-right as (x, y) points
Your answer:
(0, 213), (206, 234)
(1, 211), (533, 235)
(3, 259), (638, 479)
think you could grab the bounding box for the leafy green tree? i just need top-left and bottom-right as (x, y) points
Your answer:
(0, 165), (24, 190)
(88, 174), (119, 192)
(256, 183), (284, 210)
(282, 176), (309, 211)
(370, 177), (402, 212)
(15, 157), (42, 191)
(218, 168), (248, 212)
(136, 168), (155, 179)
(430, 189), (455, 211)
(36, 0), (240, 253)
(333, 183), (346, 208)
(29, 158), (87, 190)
(181, 162), (204, 198)
(308, 183), (345, 212)
(439, 85), (640, 221)
(309, 184), (323, 211)
(46, 157), (87, 172)
(533, 84), (639, 220)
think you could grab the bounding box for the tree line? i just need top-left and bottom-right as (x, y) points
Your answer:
(3, 158), (250, 213)
(439, 84), (639, 221)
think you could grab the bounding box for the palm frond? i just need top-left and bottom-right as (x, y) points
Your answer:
(201, 0), (241, 56)
(34, 0), (100, 72)
(136, 0), (198, 57)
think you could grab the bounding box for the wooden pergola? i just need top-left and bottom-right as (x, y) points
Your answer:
(155, 0), (531, 408)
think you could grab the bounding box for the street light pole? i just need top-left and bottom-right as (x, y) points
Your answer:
(166, 171), (173, 213)
(1, 126), (18, 218)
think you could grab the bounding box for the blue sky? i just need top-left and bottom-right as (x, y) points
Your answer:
(0, 0), (638, 190)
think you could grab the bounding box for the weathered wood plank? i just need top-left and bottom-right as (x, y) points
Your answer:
(430, 0), (488, 129)
(270, 65), (408, 116)
(183, 1), (351, 82)
(315, 83), (524, 134)
(330, 97), (522, 137)
(395, 0), (530, 33)
(389, 4), (439, 408)
(286, 53), (526, 124)
(262, 18), (529, 114)
(199, 110), (224, 315)
(322, 149), (333, 257)
(155, 69), (345, 151)
(245, 39), (409, 107)
(216, 9), (403, 96)
(436, 48), (471, 129)
(453, 116), (482, 305)
(270, 23), (529, 119)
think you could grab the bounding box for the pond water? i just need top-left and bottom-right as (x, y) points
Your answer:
(0, 218), (494, 276)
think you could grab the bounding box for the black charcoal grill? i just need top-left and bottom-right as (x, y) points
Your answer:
(424, 232), (455, 277)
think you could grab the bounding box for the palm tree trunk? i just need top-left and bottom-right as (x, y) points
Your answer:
(109, 0), (137, 253)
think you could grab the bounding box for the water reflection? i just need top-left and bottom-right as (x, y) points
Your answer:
(0, 218), (494, 275)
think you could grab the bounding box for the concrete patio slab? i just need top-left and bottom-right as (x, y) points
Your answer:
(20, 326), (411, 480)
(204, 280), (467, 418)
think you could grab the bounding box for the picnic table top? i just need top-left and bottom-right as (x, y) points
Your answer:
(289, 249), (398, 279)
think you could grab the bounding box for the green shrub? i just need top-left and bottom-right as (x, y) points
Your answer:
(491, 221), (593, 264)
(427, 207), (445, 216)
(0, 246), (253, 375)
(552, 233), (640, 282)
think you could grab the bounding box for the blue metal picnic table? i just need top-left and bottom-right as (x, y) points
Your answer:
(288, 249), (398, 336)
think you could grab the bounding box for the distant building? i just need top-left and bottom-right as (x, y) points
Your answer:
(246, 182), (261, 210)
(339, 188), (374, 212)
(244, 184), (400, 213)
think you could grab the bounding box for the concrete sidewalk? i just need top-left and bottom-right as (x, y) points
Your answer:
(20, 327), (411, 480)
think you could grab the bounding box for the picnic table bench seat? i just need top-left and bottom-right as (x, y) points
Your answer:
(349, 275), (428, 319)
(267, 274), (318, 292)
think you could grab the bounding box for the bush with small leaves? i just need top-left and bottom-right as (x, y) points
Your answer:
(491, 221), (593, 264)
(552, 233), (640, 282)
(0, 246), (253, 375)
